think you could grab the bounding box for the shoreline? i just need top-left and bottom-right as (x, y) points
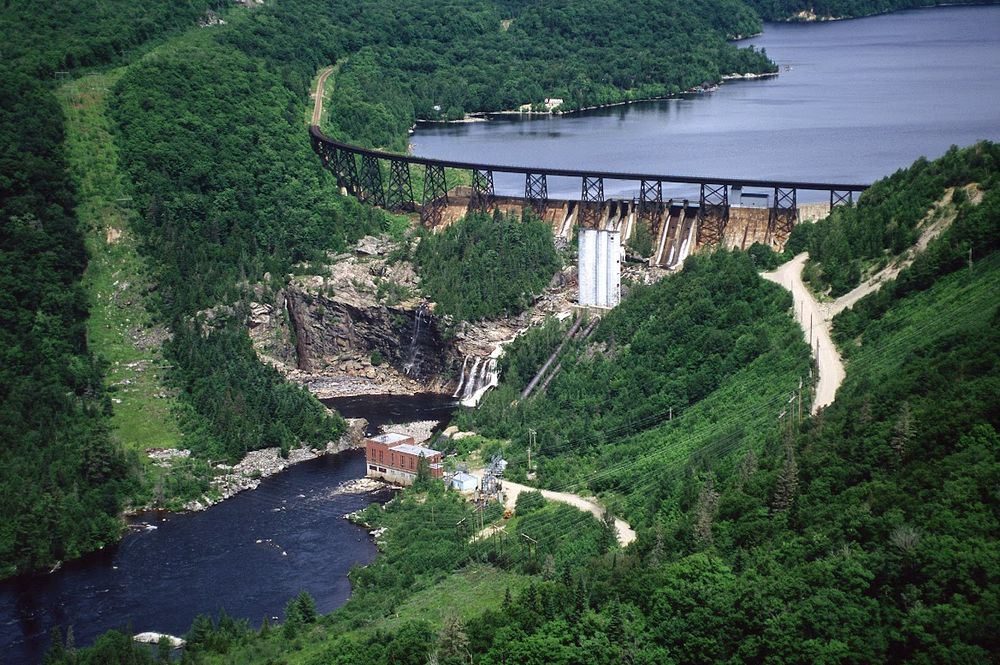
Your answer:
(128, 417), (369, 516)
(411, 71), (779, 128)
(3, 421), (370, 583)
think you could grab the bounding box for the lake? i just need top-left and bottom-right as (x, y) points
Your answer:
(410, 6), (1000, 202)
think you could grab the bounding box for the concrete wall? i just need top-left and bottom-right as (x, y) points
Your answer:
(367, 464), (417, 486)
(578, 229), (621, 308)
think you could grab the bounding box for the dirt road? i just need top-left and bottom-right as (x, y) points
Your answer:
(485, 475), (636, 547)
(762, 253), (845, 414)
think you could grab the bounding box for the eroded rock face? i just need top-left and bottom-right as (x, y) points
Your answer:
(282, 288), (453, 381)
(246, 236), (585, 399)
(248, 247), (463, 396)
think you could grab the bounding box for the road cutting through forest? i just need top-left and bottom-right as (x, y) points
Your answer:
(761, 252), (845, 414)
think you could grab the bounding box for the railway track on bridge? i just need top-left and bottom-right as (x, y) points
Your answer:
(308, 66), (870, 231)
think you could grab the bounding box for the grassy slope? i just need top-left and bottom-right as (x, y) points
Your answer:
(257, 565), (533, 665)
(602, 333), (811, 526)
(839, 251), (1000, 391)
(375, 564), (532, 633)
(56, 72), (184, 455)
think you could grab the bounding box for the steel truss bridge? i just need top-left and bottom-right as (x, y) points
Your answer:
(309, 124), (869, 229)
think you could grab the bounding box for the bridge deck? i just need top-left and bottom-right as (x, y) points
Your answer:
(309, 125), (870, 193)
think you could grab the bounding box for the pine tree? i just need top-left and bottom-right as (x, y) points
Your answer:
(436, 613), (471, 665)
(891, 401), (914, 460)
(296, 591), (318, 624)
(42, 627), (65, 664)
(157, 635), (173, 663)
(542, 553), (556, 580)
(600, 508), (617, 552)
(737, 449), (758, 491)
(693, 477), (719, 549)
(649, 523), (665, 568)
(772, 443), (799, 512)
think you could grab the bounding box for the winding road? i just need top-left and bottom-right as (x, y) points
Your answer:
(467, 468), (637, 548)
(498, 478), (638, 547)
(761, 252), (846, 413)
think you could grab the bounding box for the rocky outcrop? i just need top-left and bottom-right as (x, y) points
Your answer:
(248, 242), (464, 397)
(246, 235), (590, 400)
(182, 418), (369, 511)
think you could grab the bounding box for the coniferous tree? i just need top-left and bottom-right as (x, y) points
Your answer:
(772, 443), (799, 512)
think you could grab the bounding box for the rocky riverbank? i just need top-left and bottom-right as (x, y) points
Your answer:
(172, 418), (368, 512)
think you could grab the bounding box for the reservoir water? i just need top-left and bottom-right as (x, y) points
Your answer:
(411, 6), (1000, 202)
(3, 6), (1000, 664)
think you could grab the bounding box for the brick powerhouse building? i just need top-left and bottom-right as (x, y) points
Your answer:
(365, 433), (444, 486)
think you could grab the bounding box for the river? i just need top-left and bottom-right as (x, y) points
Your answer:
(4, 7), (1000, 664)
(410, 6), (1000, 202)
(0, 392), (457, 664)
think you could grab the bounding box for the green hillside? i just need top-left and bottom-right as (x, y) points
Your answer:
(53, 145), (998, 665)
(3, 0), (998, 660)
(0, 0), (785, 577)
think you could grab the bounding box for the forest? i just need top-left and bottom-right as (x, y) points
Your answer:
(47, 147), (999, 664)
(414, 211), (561, 321)
(786, 142), (1000, 295)
(460, 249), (811, 497)
(0, 70), (137, 579)
(3, 0), (997, 660)
(0, 0), (782, 577)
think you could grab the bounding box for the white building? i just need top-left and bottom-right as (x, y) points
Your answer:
(449, 472), (479, 493)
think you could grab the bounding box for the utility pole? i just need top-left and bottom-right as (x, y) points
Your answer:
(521, 533), (537, 559)
(797, 377), (803, 424)
(969, 246), (974, 271)
(669, 406), (672, 421)
(528, 429), (536, 472)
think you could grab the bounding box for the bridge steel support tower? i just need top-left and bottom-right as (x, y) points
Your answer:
(768, 187), (797, 245)
(830, 189), (854, 208)
(525, 173), (548, 214)
(639, 178), (664, 236)
(698, 183), (729, 246)
(421, 163), (449, 227)
(470, 169), (495, 213)
(358, 154), (386, 208)
(385, 159), (416, 212)
(333, 148), (360, 195)
(579, 176), (605, 228)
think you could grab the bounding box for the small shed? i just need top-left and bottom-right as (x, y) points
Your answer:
(450, 472), (479, 493)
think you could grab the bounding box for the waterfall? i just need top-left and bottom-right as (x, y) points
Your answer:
(675, 218), (696, 267)
(458, 356), (499, 407)
(452, 355), (472, 398)
(455, 357), (480, 399)
(403, 303), (429, 377)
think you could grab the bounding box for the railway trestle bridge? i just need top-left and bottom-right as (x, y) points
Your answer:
(309, 124), (869, 264)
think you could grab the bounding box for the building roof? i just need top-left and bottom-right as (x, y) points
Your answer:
(390, 443), (440, 458)
(451, 472), (478, 484)
(370, 433), (412, 445)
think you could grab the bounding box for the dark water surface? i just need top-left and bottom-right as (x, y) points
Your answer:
(322, 393), (458, 436)
(411, 6), (1000, 201)
(0, 451), (391, 664)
